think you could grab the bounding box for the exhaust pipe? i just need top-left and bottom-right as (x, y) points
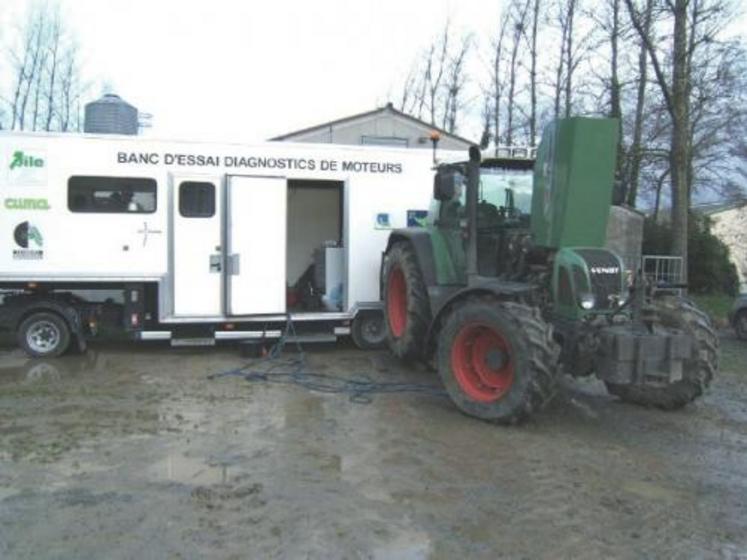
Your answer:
(466, 145), (481, 282)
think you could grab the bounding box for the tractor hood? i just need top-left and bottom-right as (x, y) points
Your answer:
(531, 117), (619, 250)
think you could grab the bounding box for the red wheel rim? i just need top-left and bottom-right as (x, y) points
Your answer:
(387, 266), (407, 338)
(451, 323), (514, 402)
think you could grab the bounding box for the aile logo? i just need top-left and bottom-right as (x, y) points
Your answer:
(10, 150), (44, 170)
(6, 148), (47, 187)
(12, 221), (44, 260)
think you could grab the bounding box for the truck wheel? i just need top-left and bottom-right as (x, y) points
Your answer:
(437, 299), (560, 424)
(383, 242), (430, 361)
(18, 312), (72, 358)
(606, 297), (718, 409)
(351, 311), (386, 350)
(735, 310), (747, 341)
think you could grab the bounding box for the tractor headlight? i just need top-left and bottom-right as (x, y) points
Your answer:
(579, 293), (596, 310)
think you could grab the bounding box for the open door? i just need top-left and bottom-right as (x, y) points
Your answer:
(226, 176), (287, 315)
(171, 175), (223, 317)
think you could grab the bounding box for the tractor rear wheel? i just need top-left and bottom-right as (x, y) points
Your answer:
(437, 299), (560, 424)
(605, 296), (718, 409)
(383, 242), (430, 361)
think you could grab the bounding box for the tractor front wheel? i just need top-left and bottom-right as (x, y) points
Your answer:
(605, 296), (718, 409)
(382, 242), (430, 361)
(437, 299), (560, 424)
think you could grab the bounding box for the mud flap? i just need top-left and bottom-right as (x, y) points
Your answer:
(594, 327), (692, 385)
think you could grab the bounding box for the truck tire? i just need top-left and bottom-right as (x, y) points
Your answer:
(17, 312), (72, 358)
(351, 311), (386, 350)
(605, 297), (718, 409)
(383, 242), (430, 361)
(437, 299), (560, 424)
(735, 310), (747, 341)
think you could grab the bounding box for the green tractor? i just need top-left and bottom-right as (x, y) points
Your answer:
(381, 117), (718, 423)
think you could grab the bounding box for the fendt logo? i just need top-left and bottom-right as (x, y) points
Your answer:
(590, 266), (620, 275)
(10, 150), (44, 170)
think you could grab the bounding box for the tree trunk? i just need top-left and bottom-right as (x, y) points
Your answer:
(529, 0), (541, 146)
(564, 0), (576, 117)
(609, 0), (625, 180)
(625, 0), (652, 207)
(669, 0), (690, 278)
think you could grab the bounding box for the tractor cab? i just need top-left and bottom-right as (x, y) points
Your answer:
(428, 156), (536, 281)
(430, 156), (534, 228)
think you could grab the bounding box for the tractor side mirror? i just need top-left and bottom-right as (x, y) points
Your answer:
(434, 168), (460, 201)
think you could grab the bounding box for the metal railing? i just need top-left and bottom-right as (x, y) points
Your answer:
(642, 255), (684, 294)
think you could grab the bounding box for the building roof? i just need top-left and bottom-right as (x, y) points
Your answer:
(270, 102), (476, 146)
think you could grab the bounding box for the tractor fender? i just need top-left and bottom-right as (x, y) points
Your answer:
(381, 228), (438, 293)
(423, 281), (535, 360)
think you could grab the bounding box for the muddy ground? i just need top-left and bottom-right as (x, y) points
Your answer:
(0, 333), (746, 559)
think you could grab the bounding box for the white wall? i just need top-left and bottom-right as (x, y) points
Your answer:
(711, 206), (747, 292)
(286, 184), (341, 285)
(284, 111), (472, 151)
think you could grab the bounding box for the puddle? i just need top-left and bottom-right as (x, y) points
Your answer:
(0, 486), (18, 501)
(623, 480), (688, 503)
(371, 528), (432, 560)
(150, 454), (230, 486)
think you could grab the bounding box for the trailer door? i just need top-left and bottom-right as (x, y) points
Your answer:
(171, 175), (223, 316)
(226, 176), (287, 315)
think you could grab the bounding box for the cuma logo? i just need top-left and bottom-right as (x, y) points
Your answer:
(10, 150), (44, 170)
(14, 221), (43, 249)
(4, 198), (50, 210)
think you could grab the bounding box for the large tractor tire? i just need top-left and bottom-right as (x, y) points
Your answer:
(606, 296), (718, 409)
(382, 242), (431, 361)
(437, 299), (560, 424)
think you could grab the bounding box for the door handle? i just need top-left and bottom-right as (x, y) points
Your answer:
(209, 254), (222, 273)
(227, 254), (240, 275)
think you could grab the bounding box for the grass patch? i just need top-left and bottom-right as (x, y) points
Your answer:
(691, 293), (733, 325)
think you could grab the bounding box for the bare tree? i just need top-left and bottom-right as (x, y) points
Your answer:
(625, 0), (742, 278)
(442, 34), (472, 133)
(491, 12), (511, 145)
(398, 21), (472, 134)
(505, 0), (532, 145)
(562, 0), (578, 117)
(527, 0), (542, 146)
(3, 1), (86, 133)
(625, 0), (653, 207)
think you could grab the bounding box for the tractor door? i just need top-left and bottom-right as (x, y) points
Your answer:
(432, 196), (467, 284)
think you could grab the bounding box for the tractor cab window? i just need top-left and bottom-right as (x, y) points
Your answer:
(437, 167), (533, 229)
(476, 168), (533, 227)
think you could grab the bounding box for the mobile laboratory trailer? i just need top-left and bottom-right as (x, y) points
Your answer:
(0, 131), (451, 357)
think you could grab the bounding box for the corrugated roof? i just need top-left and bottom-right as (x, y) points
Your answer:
(270, 102), (476, 145)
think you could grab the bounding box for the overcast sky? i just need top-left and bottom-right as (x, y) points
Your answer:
(1, 0), (503, 143)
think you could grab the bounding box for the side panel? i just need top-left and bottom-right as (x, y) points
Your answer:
(531, 117), (619, 249)
(226, 175), (286, 315)
(171, 174), (223, 316)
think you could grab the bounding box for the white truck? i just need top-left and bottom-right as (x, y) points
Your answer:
(0, 131), (446, 357)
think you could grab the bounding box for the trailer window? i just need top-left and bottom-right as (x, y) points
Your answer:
(179, 182), (215, 218)
(68, 176), (157, 213)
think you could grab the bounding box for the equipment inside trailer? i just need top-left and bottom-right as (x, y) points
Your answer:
(285, 179), (344, 312)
